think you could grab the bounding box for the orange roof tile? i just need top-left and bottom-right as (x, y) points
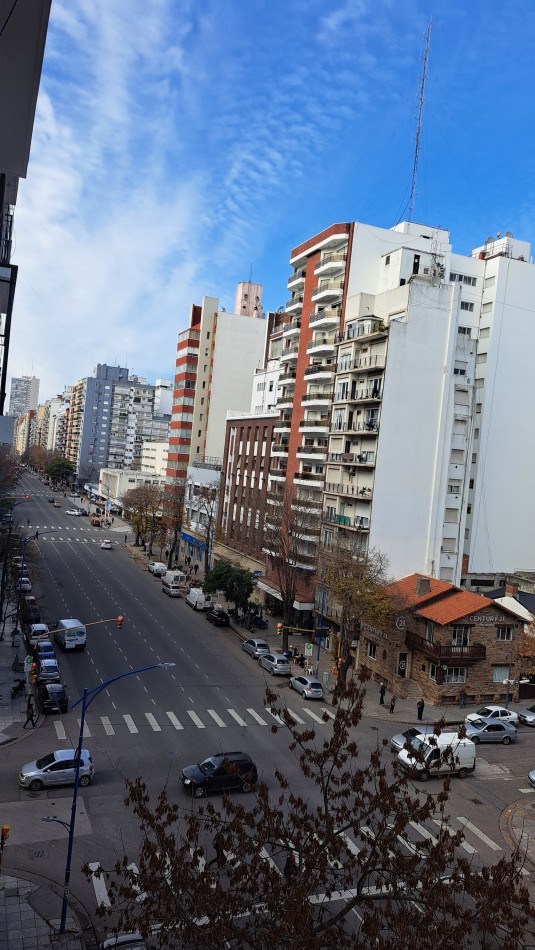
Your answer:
(387, 573), (457, 608)
(416, 591), (497, 625)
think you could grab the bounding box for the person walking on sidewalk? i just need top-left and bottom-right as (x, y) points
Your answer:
(124, 534), (128, 544)
(210, 831), (225, 868)
(459, 689), (467, 709)
(23, 697), (35, 729)
(193, 563), (199, 575)
(417, 698), (425, 721)
(379, 682), (386, 705)
(389, 694), (396, 715)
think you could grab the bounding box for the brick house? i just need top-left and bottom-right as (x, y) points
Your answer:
(357, 574), (523, 705)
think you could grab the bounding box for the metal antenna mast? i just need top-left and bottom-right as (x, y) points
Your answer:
(408, 19), (432, 222)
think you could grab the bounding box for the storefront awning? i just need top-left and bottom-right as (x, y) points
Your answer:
(256, 580), (314, 611)
(181, 531), (205, 549)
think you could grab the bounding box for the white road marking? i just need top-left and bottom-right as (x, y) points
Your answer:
(246, 708), (269, 725)
(284, 707), (306, 724)
(266, 709), (285, 725)
(89, 863), (110, 907)
(54, 721), (66, 740)
(320, 706), (336, 719)
(123, 714), (138, 734)
(145, 713), (161, 731)
(77, 718), (91, 738)
(456, 817), (502, 851)
(227, 709), (247, 726)
(100, 716), (115, 736)
(302, 707), (325, 724)
(166, 711), (184, 730)
(187, 710), (205, 728)
(430, 819), (476, 854)
(409, 821), (438, 846)
(127, 862), (147, 902)
(207, 709), (226, 727)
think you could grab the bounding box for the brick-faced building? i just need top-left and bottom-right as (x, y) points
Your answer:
(357, 574), (523, 705)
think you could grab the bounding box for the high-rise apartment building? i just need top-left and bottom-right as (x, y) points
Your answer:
(167, 282), (271, 483)
(8, 374), (39, 416)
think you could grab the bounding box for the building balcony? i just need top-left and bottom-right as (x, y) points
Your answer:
(323, 511), (370, 530)
(309, 308), (341, 329)
(324, 481), (373, 500)
(299, 418), (330, 433)
(336, 319), (387, 343)
(311, 280), (344, 303)
(314, 252), (347, 276)
(293, 471), (325, 485)
(276, 395), (294, 410)
(302, 391), (333, 406)
(280, 344), (299, 363)
(278, 368), (297, 383)
(274, 417), (292, 432)
(338, 354), (387, 373)
(297, 444), (328, 458)
(287, 269), (306, 291)
(271, 441), (289, 456)
(269, 468), (287, 482)
(307, 337), (336, 357)
(342, 387), (382, 404)
(405, 630), (486, 663)
(304, 364), (335, 379)
(282, 318), (301, 338)
(286, 295), (304, 313)
(331, 420), (379, 435)
(328, 452), (375, 467)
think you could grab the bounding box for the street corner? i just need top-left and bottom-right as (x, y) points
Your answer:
(500, 796), (535, 871)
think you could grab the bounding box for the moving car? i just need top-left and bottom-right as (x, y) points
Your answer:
(65, 508), (81, 516)
(205, 605), (230, 626)
(55, 618), (87, 651)
(390, 725), (437, 753)
(398, 732), (476, 781)
(242, 638), (270, 659)
(148, 561), (167, 576)
(518, 704), (535, 727)
(529, 769), (535, 790)
(181, 752), (258, 798)
(47, 497), (55, 503)
(464, 718), (517, 744)
(259, 652), (291, 676)
(100, 540), (112, 550)
(19, 749), (94, 790)
(289, 675), (324, 700)
(53, 501), (61, 508)
(465, 705), (518, 725)
(37, 683), (68, 715)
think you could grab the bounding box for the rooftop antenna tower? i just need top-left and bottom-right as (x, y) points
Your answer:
(408, 19), (432, 222)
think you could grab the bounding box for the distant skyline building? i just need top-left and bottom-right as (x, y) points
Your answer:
(8, 374), (39, 417)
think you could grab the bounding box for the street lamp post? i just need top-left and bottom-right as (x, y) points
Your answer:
(58, 661), (175, 934)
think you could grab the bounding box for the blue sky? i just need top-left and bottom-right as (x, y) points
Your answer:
(9, 0), (535, 400)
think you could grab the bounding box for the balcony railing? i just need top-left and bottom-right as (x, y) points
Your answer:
(337, 354), (387, 372)
(405, 630), (486, 662)
(312, 280), (345, 300)
(310, 308), (341, 324)
(315, 252), (347, 273)
(324, 482), (373, 499)
(299, 418), (330, 429)
(271, 442), (289, 454)
(304, 364), (335, 376)
(269, 468), (287, 479)
(294, 471), (325, 482)
(302, 391), (333, 402)
(297, 444), (328, 455)
(286, 296), (304, 310)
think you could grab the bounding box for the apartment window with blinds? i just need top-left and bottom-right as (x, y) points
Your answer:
(460, 303), (474, 312)
(445, 508), (458, 523)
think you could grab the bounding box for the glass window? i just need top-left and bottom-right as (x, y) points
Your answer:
(496, 627), (513, 642)
(367, 641), (376, 660)
(492, 665), (509, 683)
(444, 667), (466, 683)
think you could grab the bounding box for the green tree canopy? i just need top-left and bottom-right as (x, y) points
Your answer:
(203, 559), (256, 609)
(46, 456), (75, 482)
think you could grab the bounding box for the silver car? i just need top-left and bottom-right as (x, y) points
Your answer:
(464, 718), (517, 745)
(259, 653), (291, 676)
(518, 704), (535, 726)
(289, 675), (324, 700)
(19, 749), (94, 791)
(390, 725), (437, 753)
(242, 638), (270, 659)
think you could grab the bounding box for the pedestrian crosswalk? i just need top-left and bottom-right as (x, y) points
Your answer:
(52, 703), (336, 740)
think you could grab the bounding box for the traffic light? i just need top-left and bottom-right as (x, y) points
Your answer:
(277, 623), (283, 636)
(117, 615), (123, 629)
(1, 824), (9, 846)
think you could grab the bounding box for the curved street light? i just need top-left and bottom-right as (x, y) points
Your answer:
(58, 661), (176, 934)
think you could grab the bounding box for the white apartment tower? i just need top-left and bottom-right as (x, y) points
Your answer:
(8, 375), (39, 417)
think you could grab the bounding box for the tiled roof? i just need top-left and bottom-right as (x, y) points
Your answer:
(387, 573), (457, 608)
(416, 591), (496, 625)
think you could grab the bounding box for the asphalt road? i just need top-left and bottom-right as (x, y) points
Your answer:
(2, 473), (535, 940)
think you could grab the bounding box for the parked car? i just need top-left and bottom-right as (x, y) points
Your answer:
(34, 640), (56, 660)
(259, 652), (291, 676)
(205, 606), (230, 627)
(99, 933), (146, 949)
(19, 749), (94, 790)
(90, 517), (101, 527)
(185, 589), (212, 610)
(148, 561), (167, 576)
(464, 718), (517, 744)
(465, 705), (518, 725)
(100, 540), (112, 550)
(518, 704), (535, 727)
(65, 508), (81, 516)
(22, 604), (41, 626)
(242, 638), (270, 660)
(289, 675), (324, 700)
(37, 683), (68, 715)
(390, 725), (437, 753)
(36, 658), (61, 685)
(181, 752), (258, 798)
(529, 769), (535, 790)
(78, 508), (88, 516)
(18, 577), (32, 592)
(26, 623), (49, 649)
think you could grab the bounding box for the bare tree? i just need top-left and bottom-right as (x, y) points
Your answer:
(120, 485), (163, 549)
(261, 484), (319, 649)
(318, 538), (399, 686)
(195, 481), (219, 574)
(162, 478), (187, 568)
(88, 675), (531, 949)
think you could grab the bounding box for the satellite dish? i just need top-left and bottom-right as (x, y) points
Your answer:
(496, 232), (502, 238)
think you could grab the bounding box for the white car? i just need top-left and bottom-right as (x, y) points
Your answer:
(65, 508), (80, 516)
(100, 540), (112, 550)
(465, 704), (518, 725)
(148, 561), (167, 576)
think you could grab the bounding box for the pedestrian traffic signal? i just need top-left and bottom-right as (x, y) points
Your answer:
(1, 825), (9, 846)
(117, 615), (123, 628)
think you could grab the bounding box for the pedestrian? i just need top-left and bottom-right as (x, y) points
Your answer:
(459, 689), (467, 709)
(417, 698), (425, 721)
(210, 831), (225, 868)
(389, 694), (396, 714)
(112, 516), (115, 524)
(284, 851), (297, 881)
(379, 682), (386, 705)
(193, 563), (199, 575)
(27, 518), (30, 526)
(124, 534), (128, 544)
(23, 697), (35, 729)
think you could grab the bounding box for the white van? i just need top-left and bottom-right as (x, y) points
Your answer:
(398, 731), (476, 781)
(55, 618), (87, 651)
(162, 571), (187, 587)
(185, 588), (212, 611)
(162, 579), (182, 597)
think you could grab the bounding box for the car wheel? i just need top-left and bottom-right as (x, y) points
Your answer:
(502, 736), (511, 745)
(472, 736), (480, 744)
(458, 768), (468, 779)
(418, 769), (430, 782)
(28, 779), (43, 791)
(79, 775), (91, 787)
(193, 785), (205, 799)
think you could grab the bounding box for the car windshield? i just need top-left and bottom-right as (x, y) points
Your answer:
(410, 737), (432, 755)
(308, 682), (322, 689)
(199, 756), (218, 774)
(477, 707), (493, 717)
(47, 685), (63, 694)
(469, 718), (486, 728)
(35, 753), (55, 769)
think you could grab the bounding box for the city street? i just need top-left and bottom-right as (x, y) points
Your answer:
(1, 476), (535, 942)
